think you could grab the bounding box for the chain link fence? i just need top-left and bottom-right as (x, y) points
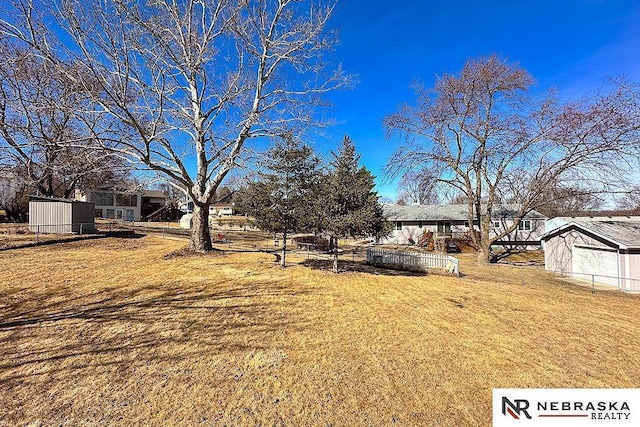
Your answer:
(550, 269), (640, 293)
(0, 221), (137, 250)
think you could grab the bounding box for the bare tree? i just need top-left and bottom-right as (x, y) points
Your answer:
(616, 186), (640, 212)
(386, 55), (640, 263)
(1, 0), (350, 251)
(396, 169), (439, 205)
(526, 183), (603, 218)
(0, 44), (129, 199)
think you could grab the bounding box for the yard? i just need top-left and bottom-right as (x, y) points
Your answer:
(1, 234), (639, 426)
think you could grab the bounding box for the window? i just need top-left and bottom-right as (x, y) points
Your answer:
(95, 209), (103, 218)
(395, 221), (402, 231)
(106, 209), (115, 219)
(518, 220), (532, 231)
(90, 191), (114, 206)
(437, 222), (451, 234)
(116, 193), (137, 207)
(493, 220), (501, 228)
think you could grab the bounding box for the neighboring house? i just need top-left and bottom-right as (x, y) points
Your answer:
(76, 188), (167, 221)
(178, 201), (236, 218)
(542, 220), (640, 291)
(29, 196), (96, 234)
(381, 204), (546, 246)
(77, 189), (140, 221)
(141, 190), (169, 219)
(209, 203), (235, 217)
(177, 202), (236, 230)
(0, 171), (17, 209)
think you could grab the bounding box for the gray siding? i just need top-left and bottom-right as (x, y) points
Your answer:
(544, 229), (614, 274)
(29, 199), (95, 234)
(72, 202), (97, 233)
(29, 200), (73, 233)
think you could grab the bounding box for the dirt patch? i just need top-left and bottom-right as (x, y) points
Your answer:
(162, 245), (226, 259)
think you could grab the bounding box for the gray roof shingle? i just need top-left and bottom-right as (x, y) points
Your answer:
(382, 204), (546, 221)
(569, 220), (640, 248)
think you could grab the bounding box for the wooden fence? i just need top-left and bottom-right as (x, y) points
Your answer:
(366, 248), (460, 276)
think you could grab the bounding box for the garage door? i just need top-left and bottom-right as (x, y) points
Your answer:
(572, 245), (619, 287)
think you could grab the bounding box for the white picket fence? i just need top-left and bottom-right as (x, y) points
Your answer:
(367, 248), (460, 276)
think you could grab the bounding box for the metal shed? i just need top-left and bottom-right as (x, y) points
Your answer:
(542, 220), (640, 292)
(29, 196), (96, 234)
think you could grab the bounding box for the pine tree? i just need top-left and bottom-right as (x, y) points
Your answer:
(236, 135), (320, 267)
(322, 136), (388, 273)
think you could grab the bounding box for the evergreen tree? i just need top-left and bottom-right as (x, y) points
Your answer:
(236, 135), (320, 267)
(322, 136), (389, 273)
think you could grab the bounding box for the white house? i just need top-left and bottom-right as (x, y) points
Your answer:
(76, 188), (168, 221)
(381, 204), (546, 246)
(77, 189), (140, 221)
(178, 200), (235, 218)
(209, 203), (235, 217)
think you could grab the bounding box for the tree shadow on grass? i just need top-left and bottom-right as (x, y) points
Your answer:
(300, 259), (428, 277)
(0, 278), (315, 387)
(0, 231), (147, 252)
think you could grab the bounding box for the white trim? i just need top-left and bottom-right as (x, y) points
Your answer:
(625, 251), (631, 291)
(618, 248), (621, 289)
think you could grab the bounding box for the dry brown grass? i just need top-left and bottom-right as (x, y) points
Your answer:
(1, 235), (639, 426)
(0, 224), (90, 250)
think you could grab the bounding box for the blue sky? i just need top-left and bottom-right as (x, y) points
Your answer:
(317, 0), (640, 200)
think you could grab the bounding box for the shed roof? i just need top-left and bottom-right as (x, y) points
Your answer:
(542, 220), (640, 249)
(29, 196), (93, 204)
(382, 204), (546, 221)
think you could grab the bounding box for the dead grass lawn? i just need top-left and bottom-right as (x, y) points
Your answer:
(1, 235), (639, 426)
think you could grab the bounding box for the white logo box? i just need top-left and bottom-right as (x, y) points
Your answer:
(493, 389), (640, 427)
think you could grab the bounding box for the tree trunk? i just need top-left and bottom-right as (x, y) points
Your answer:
(281, 231), (287, 267)
(477, 243), (492, 264)
(333, 236), (339, 273)
(476, 229), (494, 264)
(189, 203), (212, 252)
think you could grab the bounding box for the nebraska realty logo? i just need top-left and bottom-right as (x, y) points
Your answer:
(493, 389), (640, 426)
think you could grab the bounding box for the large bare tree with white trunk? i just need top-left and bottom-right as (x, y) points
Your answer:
(385, 55), (640, 263)
(1, 0), (349, 251)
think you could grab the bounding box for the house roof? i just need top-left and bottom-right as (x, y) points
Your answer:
(541, 220), (640, 249)
(382, 204), (547, 221)
(30, 196), (93, 204)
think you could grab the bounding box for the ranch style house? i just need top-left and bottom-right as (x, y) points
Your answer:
(381, 204), (547, 247)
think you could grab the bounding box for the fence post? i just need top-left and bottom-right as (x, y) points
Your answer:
(36, 225), (40, 244)
(592, 275), (595, 294)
